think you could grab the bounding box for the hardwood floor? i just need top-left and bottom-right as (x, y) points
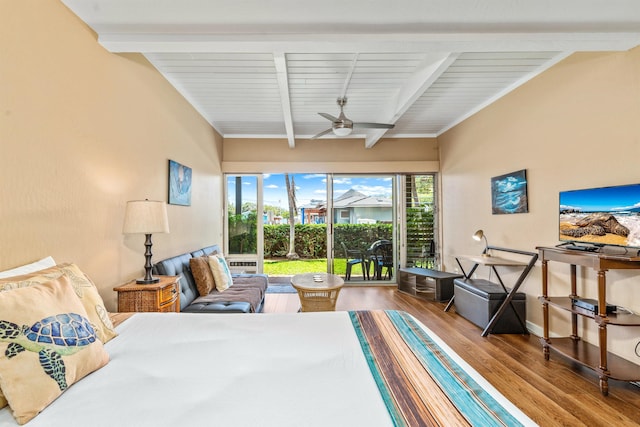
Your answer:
(264, 286), (640, 426)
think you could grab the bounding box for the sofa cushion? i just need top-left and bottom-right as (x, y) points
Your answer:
(189, 256), (215, 296)
(152, 252), (195, 311)
(191, 286), (264, 313)
(208, 254), (233, 292)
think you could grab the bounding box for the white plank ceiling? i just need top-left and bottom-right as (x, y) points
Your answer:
(62, 0), (640, 148)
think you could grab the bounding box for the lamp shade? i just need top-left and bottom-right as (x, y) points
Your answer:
(472, 230), (485, 242)
(332, 126), (352, 137)
(123, 200), (170, 234)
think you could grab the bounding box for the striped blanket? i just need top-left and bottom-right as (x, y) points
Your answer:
(349, 310), (535, 427)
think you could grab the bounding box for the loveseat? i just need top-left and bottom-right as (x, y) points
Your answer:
(152, 245), (268, 313)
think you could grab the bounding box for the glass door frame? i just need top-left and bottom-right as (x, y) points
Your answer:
(223, 174), (264, 274)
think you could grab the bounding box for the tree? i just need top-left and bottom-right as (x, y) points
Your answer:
(284, 173), (300, 259)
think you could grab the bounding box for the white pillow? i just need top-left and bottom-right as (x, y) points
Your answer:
(0, 256), (56, 279)
(207, 254), (234, 292)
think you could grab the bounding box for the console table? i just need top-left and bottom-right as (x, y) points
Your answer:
(397, 268), (463, 302)
(538, 246), (640, 396)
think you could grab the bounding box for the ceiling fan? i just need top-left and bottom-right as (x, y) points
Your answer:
(311, 97), (395, 139)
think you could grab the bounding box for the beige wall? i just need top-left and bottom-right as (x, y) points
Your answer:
(439, 47), (640, 361)
(0, 1), (224, 311)
(222, 137), (439, 173)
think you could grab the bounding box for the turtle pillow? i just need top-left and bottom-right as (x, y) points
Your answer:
(0, 263), (117, 344)
(0, 276), (110, 425)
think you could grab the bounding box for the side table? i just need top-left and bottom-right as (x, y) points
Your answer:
(114, 275), (180, 312)
(398, 268), (463, 302)
(291, 273), (344, 312)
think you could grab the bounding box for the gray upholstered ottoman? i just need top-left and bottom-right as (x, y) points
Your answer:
(453, 278), (527, 334)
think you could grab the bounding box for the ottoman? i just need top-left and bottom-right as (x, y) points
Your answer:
(453, 278), (527, 334)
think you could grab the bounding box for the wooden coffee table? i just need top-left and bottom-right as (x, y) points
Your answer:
(291, 273), (344, 312)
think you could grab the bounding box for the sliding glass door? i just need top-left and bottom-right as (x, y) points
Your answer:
(224, 172), (437, 280)
(331, 175), (396, 283)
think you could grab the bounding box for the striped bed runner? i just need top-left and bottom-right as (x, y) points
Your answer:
(349, 310), (534, 427)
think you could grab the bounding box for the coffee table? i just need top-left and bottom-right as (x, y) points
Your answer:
(291, 273), (344, 312)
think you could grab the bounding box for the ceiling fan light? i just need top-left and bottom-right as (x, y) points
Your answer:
(332, 126), (352, 137)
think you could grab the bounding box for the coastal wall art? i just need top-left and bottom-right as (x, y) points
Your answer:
(491, 169), (528, 214)
(168, 159), (192, 206)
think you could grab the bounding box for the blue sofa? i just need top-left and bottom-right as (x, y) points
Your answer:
(152, 245), (268, 313)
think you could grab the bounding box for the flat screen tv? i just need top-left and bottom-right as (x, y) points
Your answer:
(559, 183), (640, 249)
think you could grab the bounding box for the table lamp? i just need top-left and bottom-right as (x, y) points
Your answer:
(123, 199), (170, 284)
(472, 229), (491, 257)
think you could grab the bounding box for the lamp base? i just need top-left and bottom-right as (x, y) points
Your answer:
(136, 277), (160, 284)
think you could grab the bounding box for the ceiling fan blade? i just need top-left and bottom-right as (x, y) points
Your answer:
(310, 128), (334, 139)
(318, 112), (339, 122)
(353, 122), (395, 129)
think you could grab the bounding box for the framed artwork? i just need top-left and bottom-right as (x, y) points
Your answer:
(168, 159), (192, 206)
(491, 169), (528, 214)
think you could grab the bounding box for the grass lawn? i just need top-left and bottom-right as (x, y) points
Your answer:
(263, 258), (369, 277)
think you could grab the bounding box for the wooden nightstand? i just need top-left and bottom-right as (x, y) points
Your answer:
(114, 275), (180, 313)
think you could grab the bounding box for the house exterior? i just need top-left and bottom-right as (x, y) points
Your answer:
(332, 189), (392, 224)
(2, 2), (640, 363)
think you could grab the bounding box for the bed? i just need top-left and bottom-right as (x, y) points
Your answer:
(0, 309), (537, 426)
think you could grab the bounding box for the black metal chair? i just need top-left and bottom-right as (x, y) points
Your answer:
(368, 240), (393, 280)
(340, 242), (368, 280)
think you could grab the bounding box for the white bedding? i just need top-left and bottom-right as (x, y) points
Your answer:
(0, 312), (392, 427)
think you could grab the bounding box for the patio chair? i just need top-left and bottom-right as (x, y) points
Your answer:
(368, 240), (393, 280)
(340, 242), (369, 280)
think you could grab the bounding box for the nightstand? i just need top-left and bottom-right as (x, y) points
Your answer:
(114, 275), (180, 312)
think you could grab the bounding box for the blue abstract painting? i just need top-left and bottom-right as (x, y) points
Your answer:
(491, 169), (528, 214)
(168, 159), (192, 206)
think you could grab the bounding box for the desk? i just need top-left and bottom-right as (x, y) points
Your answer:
(445, 247), (537, 336)
(291, 273), (344, 312)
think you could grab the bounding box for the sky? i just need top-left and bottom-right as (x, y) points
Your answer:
(228, 173), (394, 208)
(559, 183), (640, 212)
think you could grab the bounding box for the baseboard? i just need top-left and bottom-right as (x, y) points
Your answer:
(526, 321), (564, 338)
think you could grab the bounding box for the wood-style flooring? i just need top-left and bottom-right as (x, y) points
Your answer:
(264, 286), (640, 426)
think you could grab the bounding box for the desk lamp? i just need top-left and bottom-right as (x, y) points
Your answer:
(123, 199), (170, 284)
(472, 229), (491, 257)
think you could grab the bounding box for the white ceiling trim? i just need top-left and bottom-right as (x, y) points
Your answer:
(98, 32), (640, 53)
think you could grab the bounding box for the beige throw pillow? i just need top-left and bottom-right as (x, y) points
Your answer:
(0, 276), (110, 424)
(0, 263), (117, 344)
(190, 256), (215, 296)
(208, 254), (234, 292)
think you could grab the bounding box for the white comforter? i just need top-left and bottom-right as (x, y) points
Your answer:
(0, 312), (392, 427)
